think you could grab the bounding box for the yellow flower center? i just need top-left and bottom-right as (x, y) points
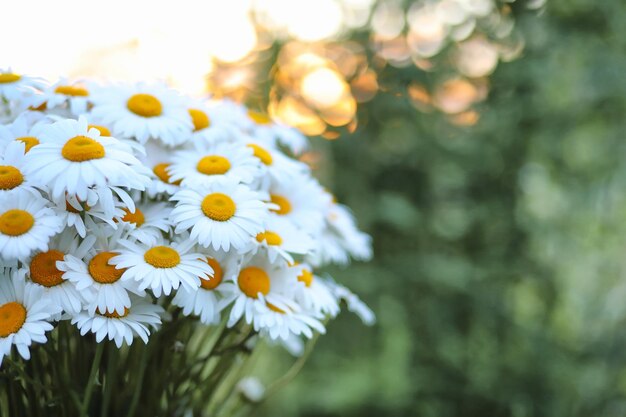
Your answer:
(201, 193), (236, 221)
(0, 209), (34, 236)
(0, 302), (27, 337)
(29, 102), (47, 112)
(256, 231), (282, 246)
(61, 136), (105, 162)
(30, 250), (66, 288)
(97, 307), (130, 318)
(54, 85), (89, 97)
(247, 110), (272, 125)
(238, 266), (270, 299)
(188, 108), (210, 131)
(267, 302), (286, 314)
(297, 268), (314, 287)
(144, 246), (181, 268)
(200, 257), (223, 290)
(88, 252), (124, 284)
(88, 125), (111, 137)
(15, 136), (39, 152)
(0, 165), (23, 190)
(196, 155), (231, 176)
(65, 198), (90, 213)
(247, 144), (273, 165)
(121, 207), (145, 227)
(153, 163), (181, 185)
(0, 73), (20, 84)
(127, 93), (162, 118)
(270, 194), (291, 215)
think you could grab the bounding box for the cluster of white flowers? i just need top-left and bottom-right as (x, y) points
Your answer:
(0, 69), (373, 365)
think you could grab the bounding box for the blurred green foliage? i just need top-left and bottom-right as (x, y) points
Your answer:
(259, 1), (626, 416)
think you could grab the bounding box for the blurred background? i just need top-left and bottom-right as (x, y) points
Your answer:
(6, 0), (626, 415)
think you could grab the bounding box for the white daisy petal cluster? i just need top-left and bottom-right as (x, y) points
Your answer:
(0, 71), (373, 366)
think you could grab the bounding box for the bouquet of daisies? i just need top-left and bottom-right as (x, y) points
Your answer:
(0, 69), (372, 416)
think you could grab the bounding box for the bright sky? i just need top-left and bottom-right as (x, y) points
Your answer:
(0, 0), (369, 94)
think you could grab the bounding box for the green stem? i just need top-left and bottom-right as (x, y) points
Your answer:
(80, 342), (104, 416)
(101, 343), (118, 416)
(263, 331), (322, 399)
(125, 342), (151, 417)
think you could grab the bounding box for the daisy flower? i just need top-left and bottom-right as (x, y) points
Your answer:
(115, 202), (171, 245)
(170, 179), (269, 252)
(252, 299), (325, 341)
(245, 138), (308, 189)
(0, 191), (62, 261)
(90, 82), (193, 146)
(267, 174), (331, 234)
(34, 78), (91, 116)
(327, 203), (373, 261)
(20, 231), (94, 315)
(289, 264), (339, 318)
(0, 69), (46, 101)
(246, 110), (308, 155)
(0, 113), (51, 154)
(325, 278), (376, 326)
(0, 141), (43, 197)
(306, 228), (348, 267)
(54, 195), (123, 238)
(253, 215), (315, 264)
(220, 253), (295, 328)
(168, 140), (262, 186)
(57, 236), (145, 316)
(111, 237), (212, 297)
(185, 101), (243, 144)
(25, 117), (150, 214)
(71, 295), (164, 347)
(172, 249), (240, 325)
(140, 141), (181, 197)
(0, 274), (60, 366)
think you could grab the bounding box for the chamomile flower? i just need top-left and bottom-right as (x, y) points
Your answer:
(289, 264), (339, 318)
(0, 274), (60, 366)
(170, 179), (269, 252)
(90, 83), (193, 146)
(168, 140), (262, 186)
(306, 227), (350, 267)
(253, 215), (314, 264)
(25, 117), (150, 213)
(246, 110), (308, 155)
(267, 174), (331, 234)
(245, 139), (308, 189)
(307, 203), (372, 267)
(185, 101), (242, 143)
(252, 299), (325, 341)
(0, 141), (43, 196)
(115, 202), (171, 245)
(0, 69), (46, 101)
(328, 203), (372, 260)
(0, 191), (62, 261)
(111, 237), (212, 297)
(37, 78), (91, 116)
(57, 238), (145, 316)
(172, 249), (240, 324)
(220, 253), (294, 327)
(54, 195), (123, 238)
(0, 113), (50, 154)
(20, 231), (94, 314)
(140, 141), (181, 197)
(325, 278), (375, 326)
(71, 296), (164, 347)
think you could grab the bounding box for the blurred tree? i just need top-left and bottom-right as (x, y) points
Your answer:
(258, 1), (626, 416)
